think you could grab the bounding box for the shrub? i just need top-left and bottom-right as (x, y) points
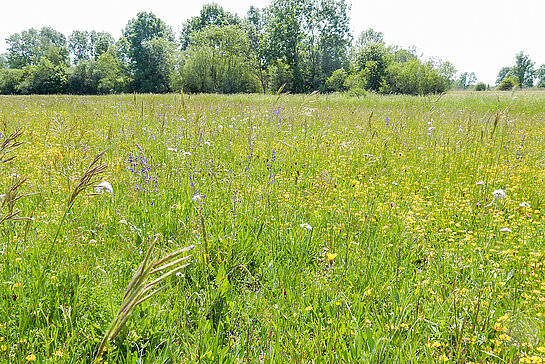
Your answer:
(474, 82), (487, 91)
(326, 68), (348, 92)
(498, 76), (518, 91)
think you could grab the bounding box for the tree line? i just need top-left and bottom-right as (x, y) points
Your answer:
(1, 1), (541, 96)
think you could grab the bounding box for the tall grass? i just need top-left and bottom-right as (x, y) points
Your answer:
(0, 91), (544, 362)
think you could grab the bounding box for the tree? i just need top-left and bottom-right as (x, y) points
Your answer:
(181, 25), (260, 93)
(68, 31), (114, 64)
(121, 12), (176, 92)
(355, 28), (384, 48)
(498, 76), (518, 90)
(496, 67), (513, 85)
(513, 51), (534, 88)
(316, 0), (352, 85)
(456, 72), (477, 89)
(354, 42), (391, 92)
(537, 65), (545, 88)
(180, 3), (240, 50)
(6, 27), (68, 68)
(68, 30), (91, 64)
(325, 67), (347, 91)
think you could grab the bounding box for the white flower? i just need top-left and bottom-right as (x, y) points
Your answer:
(458, 128), (464, 133)
(476, 180), (486, 186)
(392, 181), (398, 186)
(428, 127), (435, 132)
(204, 140), (211, 146)
(10, 173), (19, 179)
(300, 222), (312, 231)
(493, 189), (507, 200)
(95, 181), (113, 194)
(192, 193), (205, 202)
(499, 227), (512, 232)
(167, 147), (178, 152)
(182, 151), (191, 156)
(518, 202), (531, 208)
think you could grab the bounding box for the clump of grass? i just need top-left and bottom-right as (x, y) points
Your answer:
(95, 234), (195, 361)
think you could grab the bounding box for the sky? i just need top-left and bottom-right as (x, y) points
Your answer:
(1, 0), (544, 85)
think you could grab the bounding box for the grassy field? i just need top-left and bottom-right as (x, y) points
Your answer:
(1, 90), (545, 363)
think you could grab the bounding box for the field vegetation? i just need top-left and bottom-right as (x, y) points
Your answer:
(1, 90), (545, 362)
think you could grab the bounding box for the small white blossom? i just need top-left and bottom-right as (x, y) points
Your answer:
(499, 227), (512, 232)
(95, 181), (113, 194)
(182, 151), (191, 156)
(519, 202), (531, 208)
(204, 140), (211, 146)
(300, 223), (312, 231)
(167, 147), (178, 152)
(392, 181), (398, 186)
(458, 128), (464, 133)
(476, 180), (486, 186)
(192, 193), (205, 202)
(428, 127), (435, 132)
(493, 189), (507, 200)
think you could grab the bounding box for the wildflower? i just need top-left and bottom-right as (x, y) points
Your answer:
(204, 140), (211, 146)
(493, 189), (507, 200)
(326, 252), (337, 262)
(392, 181), (398, 186)
(192, 193), (206, 202)
(95, 181), (113, 194)
(537, 347), (545, 353)
(182, 151), (191, 156)
(305, 306), (313, 311)
(499, 227), (512, 233)
(519, 202), (531, 208)
(476, 180), (486, 186)
(26, 354), (36, 361)
(167, 147), (178, 152)
(428, 127), (435, 132)
(458, 128), (463, 133)
(300, 222), (312, 231)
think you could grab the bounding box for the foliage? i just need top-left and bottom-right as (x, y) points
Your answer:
(513, 51), (535, 88)
(121, 12), (176, 93)
(474, 82), (487, 91)
(537, 65), (545, 88)
(354, 42), (391, 92)
(385, 59), (448, 95)
(6, 27), (68, 68)
(0, 68), (23, 94)
(456, 72), (477, 89)
(498, 76), (519, 90)
(355, 28), (384, 48)
(180, 25), (260, 93)
(180, 3), (240, 50)
(325, 67), (348, 91)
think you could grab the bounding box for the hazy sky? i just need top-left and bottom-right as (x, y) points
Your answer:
(1, 0), (543, 85)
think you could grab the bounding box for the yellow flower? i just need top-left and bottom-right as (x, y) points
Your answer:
(1, 344), (7, 352)
(326, 252), (337, 262)
(305, 306), (313, 311)
(537, 347), (545, 354)
(26, 354), (37, 361)
(438, 354), (449, 361)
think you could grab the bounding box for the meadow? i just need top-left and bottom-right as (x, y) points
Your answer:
(1, 90), (545, 363)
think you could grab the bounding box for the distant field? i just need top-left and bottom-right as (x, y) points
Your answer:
(1, 91), (544, 362)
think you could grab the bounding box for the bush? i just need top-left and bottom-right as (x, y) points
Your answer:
(474, 82), (487, 91)
(498, 76), (518, 91)
(326, 68), (348, 92)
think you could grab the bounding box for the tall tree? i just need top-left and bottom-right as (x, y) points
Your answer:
(180, 3), (240, 50)
(121, 12), (176, 92)
(513, 51), (535, 88)
(6, 28), (68, 68)
(355, 28), (384, 48)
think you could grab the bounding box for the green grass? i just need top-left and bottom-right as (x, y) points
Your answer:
(1, 90), (545, 363)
